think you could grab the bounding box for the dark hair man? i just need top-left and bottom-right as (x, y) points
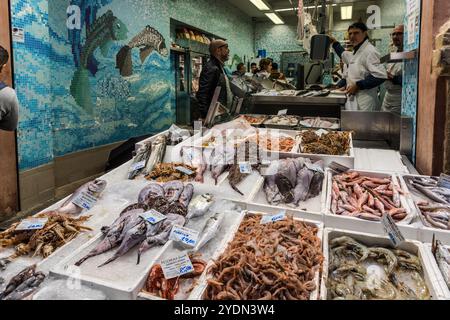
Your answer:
(0, 46), (19, 131)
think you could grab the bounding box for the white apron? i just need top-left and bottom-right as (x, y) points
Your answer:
(382, 62), (403, 113)
(345, 40), (387, 111)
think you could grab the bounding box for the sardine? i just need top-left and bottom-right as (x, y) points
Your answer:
(98, 220), (148, 267)
(56, 179), (107, 215)
(143, 135), (167, 176)
(181, 147), (207, 183)
(192, 212), (224, 252)
(263, 175), (283, 205)
(292, 167), (314, 204)
(186, 194), (214, 220)
(137, 213), (185, 264)
(128, 142), (151, 179)
(178, 184), (194, 208)
(138, 183), (165, 204)
(163, 181), (185, 203)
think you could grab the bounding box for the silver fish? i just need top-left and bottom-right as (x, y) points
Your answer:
(178, 184), (194, 208)
(143, 135), (167, 176)
(164, 181), (185, 203)
(128, 142), (151, 179)
(137, 213), (185, 264)
(433, 240), (450, 288)
(192, 212), (224, 252)
(186, 194), (214, 220)
(116, 25), (169, 77)
(181, 147), (207, 183)
(55, 179), (107, 215)
(138, 183), (165, 204)
(412, 183), (448, 204)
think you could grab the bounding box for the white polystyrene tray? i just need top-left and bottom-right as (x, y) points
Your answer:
(320, 228), (444, 300)
(423, 243), (450, 299)
(399, 174), (450, 245)
(137, 209), (247, 300)
(323, 169), (420, 240)
(192, 211), (324, 300)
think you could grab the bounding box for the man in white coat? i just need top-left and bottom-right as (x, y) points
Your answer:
(329, 22), (387, 111)
(0, 46), (19, 131)
(382, 25), (404, 114)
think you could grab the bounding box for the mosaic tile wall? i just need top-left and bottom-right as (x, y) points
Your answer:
(11, 0), (254, 170)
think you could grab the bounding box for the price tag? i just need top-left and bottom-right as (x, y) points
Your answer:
(382, 213), (405, 247)
(239, 162), (252, 174)
(329, 161), (351, 173)
(160, 253), (194, 279)
(260, 211), (286, 224)
(437, 174), (450, 189)
(72, 191), (98, 210)
(16, 218), (49, 231)
(175, 166), (195, 176)
(129, 160), (146, 172)
(169, 225), (199, 248)
(277, 109), (288, 115)
(140, 209), (167, 225)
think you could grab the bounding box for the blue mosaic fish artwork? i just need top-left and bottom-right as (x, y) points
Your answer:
(97, 76), (131, 100)
(70, 10), (128, 113)
(68, 0), (113, 74)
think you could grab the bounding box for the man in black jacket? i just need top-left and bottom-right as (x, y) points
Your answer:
(195, 40), (230, 120)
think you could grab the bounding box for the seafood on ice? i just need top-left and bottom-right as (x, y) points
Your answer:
(330, 171), (410, 223)
(186, 194), (215, 220)
(192, 212), (224, 252)
(0, 213), (92, 264)
(432, 239), (450, 289)
(0, 265), (46, 300)
(246, 133), (295, 152)
(299, 117), (340, 130)
(143, 254), (206, 300)
(263, 158), (324, 206)
(128, 142), (152, 179)
(263, 115), (299, 127)
(180, 147), (207, 183)
(299, 130), (351, 156)
(143, 135), (167, 176)
(239, 115), (267, 125)
(146, 163), (197, 183)
(327, 236), (430, 300)
(203, 214), (323, 300)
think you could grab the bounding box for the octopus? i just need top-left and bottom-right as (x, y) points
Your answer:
(144, 254), (207, 300)
(203, 214), (323, 300)
(300, 130), (351, 156)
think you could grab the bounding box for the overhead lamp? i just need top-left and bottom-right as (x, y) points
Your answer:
(249, 0), (270, 11)
(265, 12), (285, 25)
(341, 5), (353, 20)
(275, 4), (337, 12)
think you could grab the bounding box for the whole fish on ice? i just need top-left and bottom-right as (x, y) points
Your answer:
(164, 181), (185, 203)
(138, 183), (165, 204)
(143, 135), (167, 176)
(192, 212), (224, 252)
(181, 147), (207, 183)
(128, 142), (151, 179)
(186, 194), (214, 220)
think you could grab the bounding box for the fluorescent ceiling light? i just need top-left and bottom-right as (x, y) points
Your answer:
(275, 4), (337, 12)
(341, 5), (353, 20)
(265, 12), (284, 25)
(249, 0), (270, 11)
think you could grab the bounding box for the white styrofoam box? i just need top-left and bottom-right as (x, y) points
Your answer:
(247, 167), (328, 219)
(324, 169), (420, 240)
(320, 228), (444, 300)
(399, 174), (450, 245)
(295, 130), (355, 169)
(354, 149), (408, 174)
(423, 243), (450, 299)
(192, 211), (324, 300)
(137, 209), (247, 300)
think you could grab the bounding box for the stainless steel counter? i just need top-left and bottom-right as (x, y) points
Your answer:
(250, 94), (347, 106)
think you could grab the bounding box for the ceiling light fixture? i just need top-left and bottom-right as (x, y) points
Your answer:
(265, 12), (285, 25)
(275, 4), (337, 12)
(341, 5), (353, 20)
(249, 0), (270, 11)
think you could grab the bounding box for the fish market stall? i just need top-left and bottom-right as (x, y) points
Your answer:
(426, 241), (450, 298)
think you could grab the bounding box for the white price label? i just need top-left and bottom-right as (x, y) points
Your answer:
(169, 225), (199, 248)
(175, 166), (195, 176)
(260, 211), (286, 224)
(160, 253), (194, 279)
(16, 218), (49, 231)
(239, 162), (252, 174)
(277, 109), (288, 115)
(382, 213), (405, 247)
(140, 209), (167, 224)
(72, 191), (98, 210)
(130, 160), (146, 172)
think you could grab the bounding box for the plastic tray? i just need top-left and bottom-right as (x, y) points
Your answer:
(423, 243), (450, 299)
(237, 114), (269, 127)
(263, 115), (301, 130)
(320, 228), (445, 300)
(298, 117), (341, 130)
(192, 211), (324, 300)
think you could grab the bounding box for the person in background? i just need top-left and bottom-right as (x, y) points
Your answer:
(196, 39), (231, 120)
(382, 25), (404, 114)
(329, 22), (387, 111)
(250, 62), (258, 74)
(270, 62), (286, 81)
(232, 63), (246, 77)
(0, 46), (19, 132)
(255, 58), (272, 80)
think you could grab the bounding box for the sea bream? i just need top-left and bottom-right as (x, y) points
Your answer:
(186, 194), (214, 220)
(192, 212), (224, 252)
(181, 147), (207, 183)
(116, 25), (169, 77)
